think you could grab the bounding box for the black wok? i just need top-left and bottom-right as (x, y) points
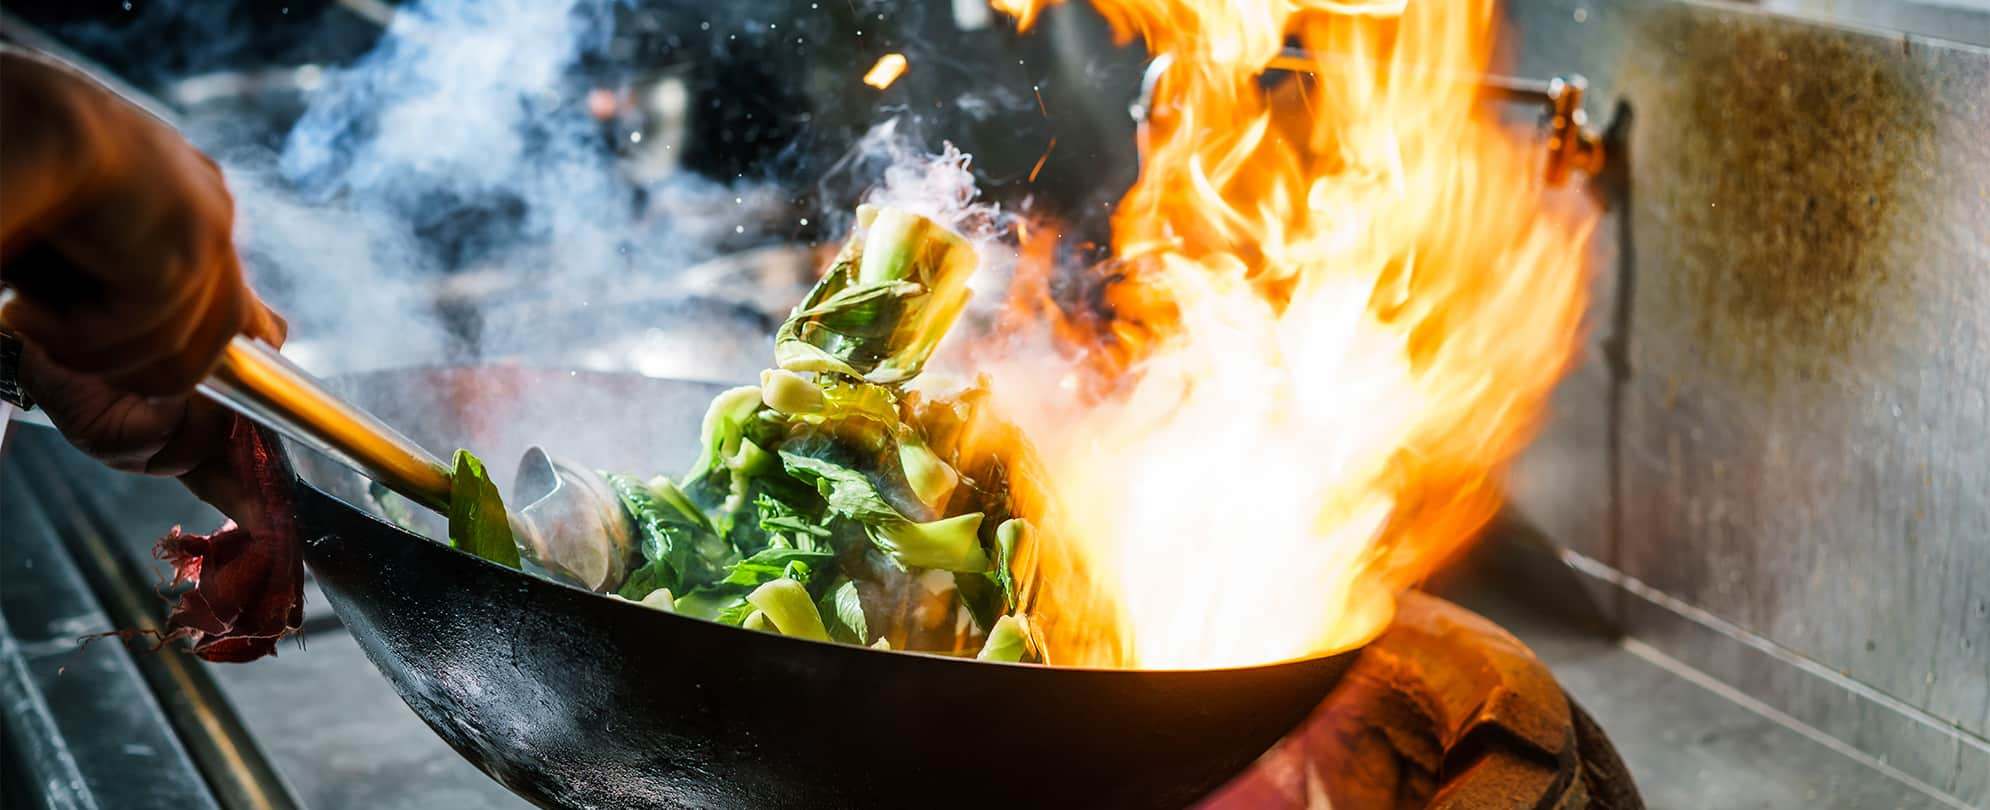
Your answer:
(288, 366), (1370, 810)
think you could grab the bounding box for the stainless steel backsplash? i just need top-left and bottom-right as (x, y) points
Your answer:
(1497, 0), (1990, 804)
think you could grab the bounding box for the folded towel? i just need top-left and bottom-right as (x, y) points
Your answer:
(148, 416), (305, 662)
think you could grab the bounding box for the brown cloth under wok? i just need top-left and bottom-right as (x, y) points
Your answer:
(146, 416), (304, 662)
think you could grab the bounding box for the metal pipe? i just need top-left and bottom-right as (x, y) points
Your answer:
(10, 452), (308, 810)
(1264, 47), (1558, 102)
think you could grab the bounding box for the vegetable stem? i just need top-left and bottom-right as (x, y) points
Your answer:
(774, 205), (978, 384)
(745, 579), (831, 641)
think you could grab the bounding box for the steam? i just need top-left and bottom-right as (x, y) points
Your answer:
(178, 0), (793, 380)
(25, 0), (1058, 428)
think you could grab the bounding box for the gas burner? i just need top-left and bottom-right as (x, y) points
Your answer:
(1205, 591), (1640, 810)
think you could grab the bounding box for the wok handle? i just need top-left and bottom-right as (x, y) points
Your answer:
(198, 336), (455, 514)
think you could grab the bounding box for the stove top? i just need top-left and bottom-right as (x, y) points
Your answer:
(0, 424), (1952, 809)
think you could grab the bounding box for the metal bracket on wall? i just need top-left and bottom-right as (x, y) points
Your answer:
(1130, 48), (1608, 186)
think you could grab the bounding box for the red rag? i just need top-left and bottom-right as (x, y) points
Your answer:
(150, 416), (305, 662)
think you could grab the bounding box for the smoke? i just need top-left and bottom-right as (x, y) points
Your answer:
(274, 0), (628, 271)
(44, 0), (1062, 390)
(162, 0), (798, 381)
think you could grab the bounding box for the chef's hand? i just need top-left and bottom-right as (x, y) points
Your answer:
(1, 46), (286, 523)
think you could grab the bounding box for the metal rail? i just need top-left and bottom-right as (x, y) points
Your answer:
(7, 445), (305, 810)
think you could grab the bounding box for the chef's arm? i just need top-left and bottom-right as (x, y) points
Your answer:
(1, 45), (283, 525)
(1, 45), (284, 394)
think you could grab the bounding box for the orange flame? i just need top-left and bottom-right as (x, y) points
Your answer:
(863, 53), (909, 90)
(979, 0), (1596, 668)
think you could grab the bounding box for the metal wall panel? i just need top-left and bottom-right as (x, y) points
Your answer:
(1498, 0), (1990, 803)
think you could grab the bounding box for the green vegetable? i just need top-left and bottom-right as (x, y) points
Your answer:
(688, 385), (766, 484)
(611, 474), (733, 598)
(670, 589), (742, 623)
(610, 588), (676, 612)
(896, 427), (959, 510)
(754, 493), (833, 552)
(447, 450), (520, 569)
(718, 546), (834, 589)
(573, 206), (1048, 662)
(992, 518), (1029, 612)
(781, 453), (990, 572)
(745, 579), (830, 641)
(774, 205), (979, 384)
(759, 368), (826, 414)
(976, 614), (1035, 663)
(819, 578), (870, 645)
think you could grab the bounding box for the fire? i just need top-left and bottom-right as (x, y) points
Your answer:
(863, 53), (909, 90)
(974, 0), (1597, 669)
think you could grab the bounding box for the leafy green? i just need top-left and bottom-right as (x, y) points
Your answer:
(717, 546), (833, 589)
(955, 517), (1030, 633)
(610, 474), (733, 595)
(992, 518), (1028, 612)
(876, 513), (987, 572)
(759, 368), (827, 415)
(585, 206), (1050, 662)
(745, 579), (830, 641)
(447, 450), (520, 569)
(617, 563), (671, 602)
(660, 541), (832, 628)
(954, 567), (1003, 634)
(780, 453), (990, 572)
(775, 278), (928, 379)
(754, 493), (833, 552)
(688, 386), (767, 484)
(976, 614), (1035, 663)
(819, 578), (870, 645)
(895, 427), (958, 510)
(773, 206), (978, 384)
(611, 588), (675, 612)
(669, 589), (743, 623)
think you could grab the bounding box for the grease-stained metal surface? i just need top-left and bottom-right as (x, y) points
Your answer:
(0, 436), (224, 810)
(1500, 0), (1990, 804)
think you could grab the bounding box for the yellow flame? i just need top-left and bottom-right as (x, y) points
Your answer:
(863, 53), (909, 90)
(990, 0), (1058, 31)
(981, 0), (1596, 668)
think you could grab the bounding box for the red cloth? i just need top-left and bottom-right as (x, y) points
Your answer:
(148, 417), (305, 662)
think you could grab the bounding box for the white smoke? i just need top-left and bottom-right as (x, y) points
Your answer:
(187, 0), (791, 379)
(94, 0), (1049, 398)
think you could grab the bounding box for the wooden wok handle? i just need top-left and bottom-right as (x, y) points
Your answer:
(198, 336), (455, 513)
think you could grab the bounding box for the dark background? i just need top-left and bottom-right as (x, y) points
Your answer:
(0, 0), (1151, 244)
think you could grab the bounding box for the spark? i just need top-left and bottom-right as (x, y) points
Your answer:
(864, 53), (909, 90)
(1028, 136), (1058, 183)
